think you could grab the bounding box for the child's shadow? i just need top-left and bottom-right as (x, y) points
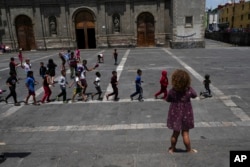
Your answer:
(174, 148), (187, 153)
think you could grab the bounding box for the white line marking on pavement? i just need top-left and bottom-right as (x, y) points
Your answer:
(0, 142), (6, 145)
(0, 106), (23, 120)
(163, 48), (250, 121)
(7, 121), (250, 133)
(103, 49), (130, 101)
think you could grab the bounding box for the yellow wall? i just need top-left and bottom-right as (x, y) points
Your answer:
(219, 1), (250, 29)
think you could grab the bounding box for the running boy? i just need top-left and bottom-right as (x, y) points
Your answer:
(200, 74), (212, 97)
(106, 71), (119, 101)
(69, 71), (87, 102)
(39, 62), (47, 79)
(113, 49), (118, 65)
(130, 69), (144, 101)
(91, 72), (102, 100)
(25, 71), (39, 105)
(5, 71), (20, 106)
(9, 57), (19, 76)
(56, 70), (69, 103)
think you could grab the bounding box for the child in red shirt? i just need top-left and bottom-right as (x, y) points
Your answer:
(155, 70), (168, 100)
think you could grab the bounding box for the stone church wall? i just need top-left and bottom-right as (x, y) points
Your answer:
(0, 0), (205, 50)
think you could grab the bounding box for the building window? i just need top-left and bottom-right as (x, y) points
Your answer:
(227, 8), (228, 13)
(241, 15), (244, 20)
(185, 16), (193, 28)
(248, 14), (250, 20)
(222, 18), (224, 22)
(226, 17), (228, 22)
(242, 5), (244, 10)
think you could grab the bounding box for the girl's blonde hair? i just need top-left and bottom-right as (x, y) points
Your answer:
(171, 69), (191, 92)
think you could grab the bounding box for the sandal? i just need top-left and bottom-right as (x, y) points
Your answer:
(187, 149), (198, 153)
(168, 147), (175, 154)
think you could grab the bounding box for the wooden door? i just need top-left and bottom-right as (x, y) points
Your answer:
(15, 15), (36, 50)
(75, 11), (96, 49)
(137, 13), (155, 47)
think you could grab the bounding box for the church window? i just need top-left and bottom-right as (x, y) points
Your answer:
(185, 16), (193, 28)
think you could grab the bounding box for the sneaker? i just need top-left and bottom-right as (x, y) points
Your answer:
(83, 96), (88, 102)
(14, 103), (20, 106)
(138, 97), (144, 102)
(114, 98), (120, 101)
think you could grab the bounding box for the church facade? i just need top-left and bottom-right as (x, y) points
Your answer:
(0, 0), (205, 51)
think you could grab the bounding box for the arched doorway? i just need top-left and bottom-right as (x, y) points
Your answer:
(75, 10), (96, 49)
(15, 15), (36, 50)
(137, 12), (155, 47)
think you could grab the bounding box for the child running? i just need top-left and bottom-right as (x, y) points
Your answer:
(47, 58), (57, 83)
(75, 48), (81, 62)
(77, 59), (97, 97)
(5, 71), (20, 106)
(154, 70), (168, 100)
(91, 72), (102, 100)
(69, 71), (87, 102)
(56, 70), (69, 103)
(200, 74), (212, 97)
(166, 69), (197, 154)
(9, 57), (20, 76)
(106, 71), (119, 101)
(40, 71), (54, 103)
(130, 69), (144, 101)
(113, 49), (118, 65)
(25, 71), (39, 105)
(39, 62), (47, 79)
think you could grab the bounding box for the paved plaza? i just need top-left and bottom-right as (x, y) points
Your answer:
(0, 40), (250, 166)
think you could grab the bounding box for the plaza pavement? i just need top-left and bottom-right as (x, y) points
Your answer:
(0, 40), (250, 166)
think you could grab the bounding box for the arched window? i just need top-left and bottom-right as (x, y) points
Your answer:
(112, 14), (120, 33)
(49, 16), (57, 36)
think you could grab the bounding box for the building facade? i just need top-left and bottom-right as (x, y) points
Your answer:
(0, 0), (205, 51)
(219, 0), (250, 30)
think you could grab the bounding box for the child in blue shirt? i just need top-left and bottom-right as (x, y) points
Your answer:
(25, 71), (39, 105)
(130, 69), (143, 101)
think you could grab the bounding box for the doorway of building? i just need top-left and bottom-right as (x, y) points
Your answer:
(15, 15), (36, 50)
(75, 10), (96, 49)
(137, 12), (155, 47)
